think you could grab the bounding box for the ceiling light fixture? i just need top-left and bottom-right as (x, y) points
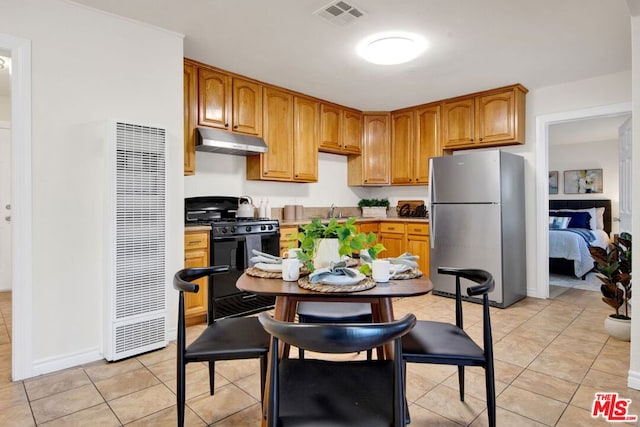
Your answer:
(356, 32), (427, 65)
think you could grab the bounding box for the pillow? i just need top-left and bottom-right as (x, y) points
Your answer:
(551, 207), (603, 230)
(551, 211), (592, 229)
(549, 216), (571, 229)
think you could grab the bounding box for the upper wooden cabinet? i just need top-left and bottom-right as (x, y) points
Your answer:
(319, 104), (362, 155)
(247, 87), (294, 181)
(183, 61), (198, 176)
(198, 67), (262, 136)
(390, 104), (440, 185)
(442, 84), (527, 150)
(348, 113), (390, 186)
(293, 96), (319, 182)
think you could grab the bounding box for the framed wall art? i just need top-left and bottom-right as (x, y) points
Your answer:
(548, 171), (559, 194)
(563, 169), (603, 194)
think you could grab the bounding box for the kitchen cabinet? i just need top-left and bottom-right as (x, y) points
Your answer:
(247, 87), (294, 181)
(247, 89), (318, 182)
(378, 222), (406, 258)
(184, 230), (210, 326)
(198, 67), (262, 136)
(406, 223), (430, 277)
(348, 113), (390, 186)
(390, 109), (414, 185)
(183, 60), (198, 176)
(357, 222), (379, 235)
(293, 96), (319, 182)
(442, 84), (527, 150)
(319, 104), (362, 155)
(279, 225), (299, 257)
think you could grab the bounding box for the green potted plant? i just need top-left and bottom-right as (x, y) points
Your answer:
(296, 217), (385, 272)
(589, 232), (632, 341)
(358, 198), (390, 218)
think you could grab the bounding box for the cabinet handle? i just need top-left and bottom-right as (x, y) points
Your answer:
(409, 178), (412, 182)
(224, 123), (229, 127)
(479, 137), (483, 142)
(364, 179), (368, 183)
(233, 125), (238, 129)
(469, 138), (474, 141)
(295, 174), (299, 177)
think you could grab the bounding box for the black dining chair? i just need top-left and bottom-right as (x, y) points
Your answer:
(296, 301), (374, 359)
(259, 311), (416, 427)
(402, 267), (496, 427)
(173, 267), (271, 427)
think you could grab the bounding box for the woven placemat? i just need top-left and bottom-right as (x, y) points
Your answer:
(391, 268), (423, 280)
(297, 275), (376, 293)
(246, 266), (310, 279)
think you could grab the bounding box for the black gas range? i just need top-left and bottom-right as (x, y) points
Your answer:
(185, 196), (280, 320)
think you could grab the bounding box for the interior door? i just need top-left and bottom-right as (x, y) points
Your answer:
(0, 122), (10, 291)
(618, 117), (632, 234)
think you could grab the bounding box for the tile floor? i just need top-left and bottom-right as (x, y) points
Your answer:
(0, 289), (638, 426)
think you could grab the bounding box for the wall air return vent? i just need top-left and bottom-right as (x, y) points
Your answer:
(104, 121), (168, 361)
(314, 0), (366, 26)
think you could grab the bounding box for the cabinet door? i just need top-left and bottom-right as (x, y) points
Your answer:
(293, 96), (319, 182)
(183, 61), (197, 176)
(442, 98), (475, 148)
(476, 89), (515, 144)
(342, 110), (362, 154)
(380, 233), (405, 258)
(279, 225), (300, 257)
(390, 110), (414, 185)
(260, 87), (294, 180)
(319, 104), (342, 152)
(357, 222), (379, 234)
(414, 105), (440, 184)
(361, 114), (390, 185)
(232, 78), (262, 136)
(184, 231), (210, 326)
(198, 68), (231, 130)
(407, 223), (430, 276)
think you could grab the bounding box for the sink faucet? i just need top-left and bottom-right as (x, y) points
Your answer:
(328, 203), (336, 218)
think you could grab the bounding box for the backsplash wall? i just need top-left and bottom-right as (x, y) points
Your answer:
(184, 151), (429, 211)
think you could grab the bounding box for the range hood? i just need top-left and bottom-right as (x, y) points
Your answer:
(196, 127), (268, 156)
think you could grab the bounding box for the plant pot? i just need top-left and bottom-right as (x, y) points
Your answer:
(361, 206), (387, 218)
(604, 315), (631, 341)
(314, 238), (341, 269)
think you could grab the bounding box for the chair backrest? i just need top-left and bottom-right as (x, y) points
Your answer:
(173, 266), (230, 294)
(258, 312), (416, 354)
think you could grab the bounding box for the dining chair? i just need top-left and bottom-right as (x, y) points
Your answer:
(402, 267), (496, 427)
(259, 311), (416, 427)
(173, 266), (271, 427)
(296, 301), (373, 359)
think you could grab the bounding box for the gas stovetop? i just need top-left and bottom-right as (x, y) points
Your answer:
(185, 196), (279, 236)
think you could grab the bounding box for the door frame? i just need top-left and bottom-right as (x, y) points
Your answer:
(0, 33), (33, 381)
(534, 102), (631, 299)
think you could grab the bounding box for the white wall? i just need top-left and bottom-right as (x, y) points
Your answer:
(1, 0), (184, 376)
(549, 139), (620, 234)
(185, 151), (430, 209)
(0, 96), (10, 121)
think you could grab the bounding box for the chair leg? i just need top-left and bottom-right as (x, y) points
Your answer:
(403, 360), (411, 425)
(458, 365), (465, 401)
(208, 361), (216, 395)
(298, 348), (305, 359)
(177, 361), (186, 427)
(260, 354), (267, 404)
(485, 362), (496, 427)
(366, 349), (373, 360)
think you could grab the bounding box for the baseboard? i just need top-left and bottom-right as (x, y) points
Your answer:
(31, 347), (103, 378)
(628, 369), (640, 390)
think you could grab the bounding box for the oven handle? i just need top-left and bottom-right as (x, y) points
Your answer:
(241, 293), (258, 300)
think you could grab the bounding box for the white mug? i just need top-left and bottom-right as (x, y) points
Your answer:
(286, 248), (300, 259)
(372, 259), (391, 282)
(281, 258), (300, 281)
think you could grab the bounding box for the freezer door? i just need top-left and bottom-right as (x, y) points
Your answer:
(430, 151), (501, 203)
(430, 203), (503, 304)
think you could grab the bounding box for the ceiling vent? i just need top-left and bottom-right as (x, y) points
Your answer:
(314, 1), (366, 26)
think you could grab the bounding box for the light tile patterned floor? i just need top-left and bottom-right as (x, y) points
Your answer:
(0, 289), (638, 426)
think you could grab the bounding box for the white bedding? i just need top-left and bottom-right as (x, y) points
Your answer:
(549, 229), (610, 278)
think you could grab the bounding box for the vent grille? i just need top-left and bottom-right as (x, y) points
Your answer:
(314, 0), (365, 26)
(115, 316), (166, 354)
(105, 121), (167, 361)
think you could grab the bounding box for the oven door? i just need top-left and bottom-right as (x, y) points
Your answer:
(209, 232), (279, 320)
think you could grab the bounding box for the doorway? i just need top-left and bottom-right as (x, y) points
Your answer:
(0, 33), (33, 381)
(535, 102), (632, 299)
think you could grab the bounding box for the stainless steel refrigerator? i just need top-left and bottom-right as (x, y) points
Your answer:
(429, 150), (526, 307)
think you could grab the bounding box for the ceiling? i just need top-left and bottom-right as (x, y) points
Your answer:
(63, 0), (631, 111)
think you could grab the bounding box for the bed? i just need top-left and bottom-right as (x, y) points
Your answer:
(549, 199), (612, 278)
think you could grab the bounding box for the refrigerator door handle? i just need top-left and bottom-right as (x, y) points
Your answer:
(429, 158), (435, 249)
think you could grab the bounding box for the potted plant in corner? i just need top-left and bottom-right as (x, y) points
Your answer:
(358, 198), (390, 218)
(296, 217), (385, 272)
(589, 232), (632, 341)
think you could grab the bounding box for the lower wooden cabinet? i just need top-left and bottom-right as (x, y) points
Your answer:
(184, 230), (210, 326)
(406, 223), (430, 277)
(378, 222), (406, 258)
(279, 225), (299, 257)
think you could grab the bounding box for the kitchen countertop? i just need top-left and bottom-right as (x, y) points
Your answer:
(184, 225), (212, 231)
(279, 217), (429, 227)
